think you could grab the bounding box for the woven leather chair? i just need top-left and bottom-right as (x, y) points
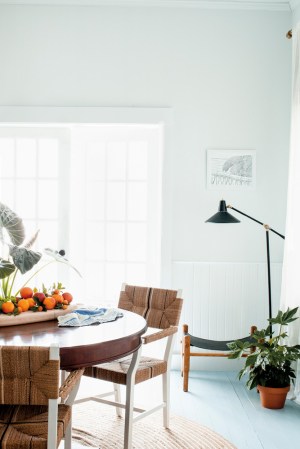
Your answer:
(0, 344), (84, 449)
(78, 283), (183, 449)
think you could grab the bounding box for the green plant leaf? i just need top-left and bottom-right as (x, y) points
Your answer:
(9, 246), (42, 274)
(228, 307), (300, 390)
(244, 354), (257, 367)
(253, 328), (267, 339)
(283, 307), (299, 323)
(228, 350), (243, 359)
(269, 307), (299, 326)
(0, 202), (25, 246)
(238, 369), (246, 380)
(0, 259), (15, 279)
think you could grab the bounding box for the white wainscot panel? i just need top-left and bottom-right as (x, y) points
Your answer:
(171, 262), (282, 371)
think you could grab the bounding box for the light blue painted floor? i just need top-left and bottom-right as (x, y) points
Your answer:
(73, 370), (300, 449)
(170, 370), (300, 449)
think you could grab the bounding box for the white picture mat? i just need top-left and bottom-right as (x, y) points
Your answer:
(206, 149), (256, 190)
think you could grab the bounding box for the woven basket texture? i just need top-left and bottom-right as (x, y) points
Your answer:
(119, 285), (183, 329)
(0, 346), (59, 405)
(0, 346), (70, 449)
(0, 404), (70, 449)
(84, 355), (167, 385)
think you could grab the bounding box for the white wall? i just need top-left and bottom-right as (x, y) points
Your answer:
(293, 3), (300, 24)
(0, 5), (292, 364)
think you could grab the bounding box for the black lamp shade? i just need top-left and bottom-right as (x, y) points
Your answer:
(206, 200), (240, 223)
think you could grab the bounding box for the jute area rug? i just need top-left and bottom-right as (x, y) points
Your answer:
(72, 402), (237, 449)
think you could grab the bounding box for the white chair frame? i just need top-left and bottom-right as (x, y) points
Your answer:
(48, 344), (82, 449)
(75, 286), (182, 449)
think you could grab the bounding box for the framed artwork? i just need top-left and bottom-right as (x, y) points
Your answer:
(206, 149), (256, 190)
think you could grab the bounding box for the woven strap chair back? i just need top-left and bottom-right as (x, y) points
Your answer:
(118, 284), (183, 330)
(0, 346), (59, 405)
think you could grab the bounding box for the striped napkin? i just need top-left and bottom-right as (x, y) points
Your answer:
(57, 306), (123, 327)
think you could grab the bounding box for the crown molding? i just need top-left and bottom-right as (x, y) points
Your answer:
(0, 0), (292, 11)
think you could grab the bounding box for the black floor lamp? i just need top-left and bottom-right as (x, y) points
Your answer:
(206, 200), (285, 322)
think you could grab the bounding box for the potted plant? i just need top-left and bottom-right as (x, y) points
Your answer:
(227, 307), (300, 409)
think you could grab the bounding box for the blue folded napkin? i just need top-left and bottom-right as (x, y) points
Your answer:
(57, 306), (123, 327)
(75, 307), (108, 316)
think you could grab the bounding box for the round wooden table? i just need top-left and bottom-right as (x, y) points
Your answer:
(0, 310), (147, 370)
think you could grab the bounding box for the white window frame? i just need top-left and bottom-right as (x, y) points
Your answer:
(0, 107), (173, 287)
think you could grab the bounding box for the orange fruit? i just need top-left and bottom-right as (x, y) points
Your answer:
(17, 306), (23, 314)
(62, 304), (68, 310)
(20, 287), (34, 299)
(43, 297), (56, 310)
(62, 292), (73, 303)
(38, 306), (43, 312)
(53, 289), (60, 295)
(27, 298), (36, 308)
(2, 301), (15, 314)
(18, 299), (29, 312)
(52, 294), (63, 304)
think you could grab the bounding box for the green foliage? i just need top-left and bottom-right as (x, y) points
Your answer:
(228, 307), (300, 389)
(42, 281), (65, 296)
(0, 202), (42, 299)
(0, 259), (15, 279)
(0, 203), (81, 303)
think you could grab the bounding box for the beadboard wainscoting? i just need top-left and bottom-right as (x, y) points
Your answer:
(171, 262), (283, 370)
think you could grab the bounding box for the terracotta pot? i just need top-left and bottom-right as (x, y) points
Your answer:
(257, 385), (290, 409)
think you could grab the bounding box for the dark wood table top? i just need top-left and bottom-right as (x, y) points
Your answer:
(0, 309), (147, 370)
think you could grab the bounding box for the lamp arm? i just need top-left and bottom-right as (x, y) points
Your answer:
(228, 205), (285, 240)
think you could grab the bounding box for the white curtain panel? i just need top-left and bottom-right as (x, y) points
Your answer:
(280, 22), (300, 402)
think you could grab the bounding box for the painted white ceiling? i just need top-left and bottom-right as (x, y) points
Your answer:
(0, 0), (298, 11)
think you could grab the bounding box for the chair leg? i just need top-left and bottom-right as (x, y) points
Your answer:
(114, 383), (122, 417)
(162, 371), (170, 428)
(181, 342), (183, 377)
(124, 346), (142, 449)
(181, 328), (185, 377)
(181, 324), (188, 378)
(64, 419), (72, 449)
(183, 334), (191, 392)
(47, 399), (58, 449)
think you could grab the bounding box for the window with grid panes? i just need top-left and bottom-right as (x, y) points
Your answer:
(0, 127), (69, 292)
(0, 124), (162, 305)
(69, 124), (162, 305)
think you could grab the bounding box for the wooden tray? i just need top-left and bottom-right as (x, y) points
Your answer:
(0, 304), (78, 327)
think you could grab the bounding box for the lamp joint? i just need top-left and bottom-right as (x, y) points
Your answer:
(264, 224), (270, 231)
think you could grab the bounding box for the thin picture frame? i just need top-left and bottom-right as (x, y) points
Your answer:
(206, 149), (256, 190)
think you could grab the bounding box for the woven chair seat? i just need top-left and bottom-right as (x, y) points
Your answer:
(80, 284), (183, 449)
(0, 403), (71, 449)
(84, 355), (168, 385)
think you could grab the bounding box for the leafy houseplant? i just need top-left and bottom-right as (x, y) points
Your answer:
(228, 307), (300, 409)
